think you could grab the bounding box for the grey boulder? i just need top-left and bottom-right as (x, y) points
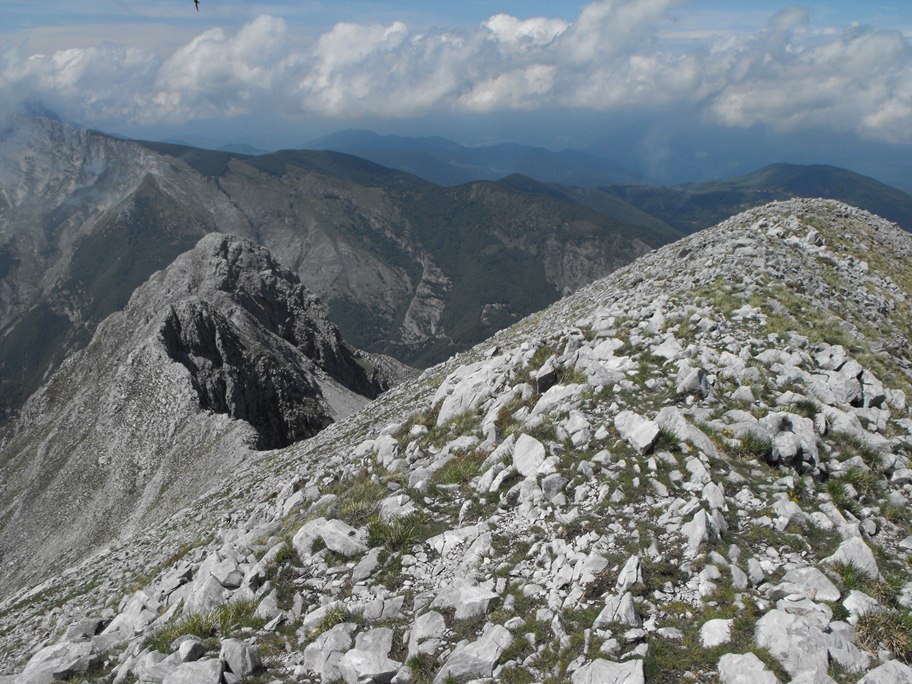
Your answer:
(571, 658), (645, 684)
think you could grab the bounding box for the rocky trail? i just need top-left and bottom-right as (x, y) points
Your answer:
(2, 198), (912, 683)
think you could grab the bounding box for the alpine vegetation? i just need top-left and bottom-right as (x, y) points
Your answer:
(3, 199), (912, 683)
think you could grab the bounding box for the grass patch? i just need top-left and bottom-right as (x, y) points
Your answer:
(830, 433), (883, 469)
(883, 502), (911, 526)
(736, 432), (773, 461)
(644, 597), (788, 683)
(143, 600), (264, 654)
(528, 345), (559, 371)
(266, 542), (302, 609)
(831, 562), (905, 607)
(856, 609), (912, 662)
(144, 612), (219, 653)
(824, 479), (860, 517)
(785, 398), (819, 419)
(376, 553), (405, 590)
(524, 419), (558, 444)
(654, 426), (682, 453)
(332, 477), (387, 526)
(367, 512), (444, 553)
(311, 605), (351, 638)
(432, 449), (486, 488)
(838, 467), (883, 501)
(407, 652), (439, 684)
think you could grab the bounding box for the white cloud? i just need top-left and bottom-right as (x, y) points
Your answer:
(154, 16), (289, 119)
(707, 14), (912, 142)
(482, 14), (568, 50)
(461, 64), (558, 111)
(1, 0), (910, 143)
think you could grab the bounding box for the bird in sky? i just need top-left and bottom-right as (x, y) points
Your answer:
(194, 0), (200, 10)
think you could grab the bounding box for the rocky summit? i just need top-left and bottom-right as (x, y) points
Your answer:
(3, 198), (912, 684)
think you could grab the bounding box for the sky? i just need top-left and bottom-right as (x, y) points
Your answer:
(2, 1), (911, 186)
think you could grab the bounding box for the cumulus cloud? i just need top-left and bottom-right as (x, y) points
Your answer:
(707, 10), (912, 142)
(1, 0), (910, 143)
(154, 16), (289, 119)
(482, 14), (568, 50)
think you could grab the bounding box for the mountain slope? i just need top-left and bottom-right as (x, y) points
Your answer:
(0, 233), (407, 594)
(3, 199), (912, 683)
(0, 117), (673, 421)
(606, 163), (912, 234)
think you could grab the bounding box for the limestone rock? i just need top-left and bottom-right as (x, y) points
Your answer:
(338, 649), (401, 684)
(571, 658), (645, 684)
(824, 537), (880, 580)
(614, 411), (659, 455)
(432, 623), (512, 683)
(293, 518), (368, 558)
(717, 652), (779, 684)
(856, 660), (912, 683)
(699, 619), (733, 647)
(512, 434), (547, 478)
(162, 658), (223, 684)
(432, 585), (498, 620)
(219, 639), (263, 678)
(594, 592), (641, 629)
(755, 609), (829, 678)
(778, 566), (841, 603)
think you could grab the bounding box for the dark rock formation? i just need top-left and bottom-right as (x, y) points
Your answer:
(156, 235), (396, 448)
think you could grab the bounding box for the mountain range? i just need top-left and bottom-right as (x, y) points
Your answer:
(2, 199), (911, 684)
(307, 129), (644, 187)
(308, 131), (912, 232)
(0, 116), (676, 423)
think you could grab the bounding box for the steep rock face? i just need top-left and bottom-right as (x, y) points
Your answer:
(0, 233), (407, 593)
(154, 234), (397, 448)
(5, 200), (912, 683)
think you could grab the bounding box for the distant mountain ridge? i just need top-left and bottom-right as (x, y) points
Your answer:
(307, 129), (643, 187)
(605, 163), (912, 234)
(306, 130), (912, 233)
(4, 118), (911, 430)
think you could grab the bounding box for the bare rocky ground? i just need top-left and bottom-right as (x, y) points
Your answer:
(2, 198), (912, 683)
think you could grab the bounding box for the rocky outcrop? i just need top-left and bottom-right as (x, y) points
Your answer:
(2, 200), (912, 683)
(155, 234), (399, 448)
(0, 233), (408, 594)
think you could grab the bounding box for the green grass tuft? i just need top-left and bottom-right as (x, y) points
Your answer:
(856, 609), (912, 662)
